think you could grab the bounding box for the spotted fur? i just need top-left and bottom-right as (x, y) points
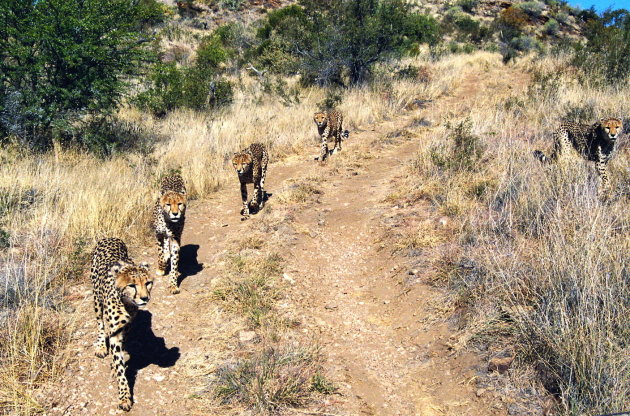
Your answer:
(314, 110), (349, 162)
(153, 175), (187, 294)
(534, 118), (623, 189)
(232, 143), (268, 217)
(90, 238), (152, 412)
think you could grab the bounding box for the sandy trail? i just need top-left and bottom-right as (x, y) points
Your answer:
(43, 61), (526, 416)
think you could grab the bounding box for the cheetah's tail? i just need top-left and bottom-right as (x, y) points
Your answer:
(533, 150), (548, 163)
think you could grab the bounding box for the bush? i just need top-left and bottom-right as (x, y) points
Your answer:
(555, 11), (570, 24)
(221, 0), (244, 11)
(0, 0), (153, 150)
(134, 63), (233, 116)
(573, 9), (630, 84)
(252, 0), (440, 85)
(430, 118), (485, 172)
(543, 18), (560, 35)
(457, 0), (478, 13)
(516, 1), (546, 18)
(510, 35), (542, 52)
(495, 6), (529, 41)
(214, 346), (325, 412)
(197, 35), (231, 69)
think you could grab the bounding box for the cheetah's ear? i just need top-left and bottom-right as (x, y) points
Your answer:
(109, 260), (131, 276)
(138, 262), (150, 272)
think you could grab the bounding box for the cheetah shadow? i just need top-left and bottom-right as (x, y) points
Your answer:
(125, 310), (180, 397)
(177, 244), (203, 286)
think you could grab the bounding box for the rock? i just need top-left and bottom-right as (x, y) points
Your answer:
(488, 356), (514, 374)
(239, 330), (258, 344)
(283, 273), (295, 284)
(476, 388), (486, 397)
(408, 269), (419, 275)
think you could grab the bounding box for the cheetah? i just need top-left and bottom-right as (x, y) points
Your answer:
(231, 143), (268, 218)
(153, 175), (187, 294)
(534, 118), (623, 190)
(313, 110), (349, 162)
(89, 237), (152, 412)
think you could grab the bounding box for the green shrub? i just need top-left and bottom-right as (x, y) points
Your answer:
(456, 0), (478, 13)
(251, 0), (440, 85)
(0, 0), (153, 151)
(573, 9), (630, 84)
(555, 11), (570, 24)
(197, 35), (231, 69)
(543, 18), (560, 35)
(134, 63), (233, 116)
(516, 1), (546, 18)
(137, 0), (170, 27)
(0, 229), (9, 249)
(317, 90), (343, 111)
(510, 35), (542, 52)
(221, 0), (244, 11)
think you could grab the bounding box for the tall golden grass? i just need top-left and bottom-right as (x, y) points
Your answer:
(399, 52), (629, 414)
(0, 53), (455, 413)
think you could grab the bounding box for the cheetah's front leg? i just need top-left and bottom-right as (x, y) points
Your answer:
(156, 234), (169, 276)
(320, 133), (329, 163)
(258, 165), (267, 209)
(109, 330), (132, 411)
(92, 297), (108, 358)
(596, 147), (611, 196)
(240, 181), (250, 216)
(168, 237), (180, 294)
(332, 131), (342, 154)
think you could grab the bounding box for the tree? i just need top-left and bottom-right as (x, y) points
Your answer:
(253, 0), (440, 85)
(0, 0), (154, 149)
(574, 8), (630, 83)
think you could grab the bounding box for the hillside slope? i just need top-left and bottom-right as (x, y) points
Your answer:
(40, 54), (533, 416)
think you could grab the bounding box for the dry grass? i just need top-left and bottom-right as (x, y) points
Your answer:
(0, 52), (446, 412)
(213, 345), (326, 413)
(391, 52), (630, 414)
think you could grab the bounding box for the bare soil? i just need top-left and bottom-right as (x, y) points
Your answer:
(41, 63), (527, 416)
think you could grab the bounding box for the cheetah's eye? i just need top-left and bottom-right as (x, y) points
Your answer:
(146, 282), (153, 288)
(127, 284), (136, 289)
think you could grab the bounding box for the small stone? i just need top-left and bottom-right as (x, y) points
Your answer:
(488, 356), (514, 374)
(408, 269), (419, 275)
(283, 273), (295, 284)
(239, 331), (258, 344)
(476, 388), (485, 397)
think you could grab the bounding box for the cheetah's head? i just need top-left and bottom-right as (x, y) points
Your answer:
(313, 112), (327, 128)
(232, 153), (252, 176)
(111, 261), (153, 308)
(597, 118), (623, 142)
(160, 191), (187, 223)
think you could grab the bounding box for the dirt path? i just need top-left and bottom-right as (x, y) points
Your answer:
(42, 61), (526, 416)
